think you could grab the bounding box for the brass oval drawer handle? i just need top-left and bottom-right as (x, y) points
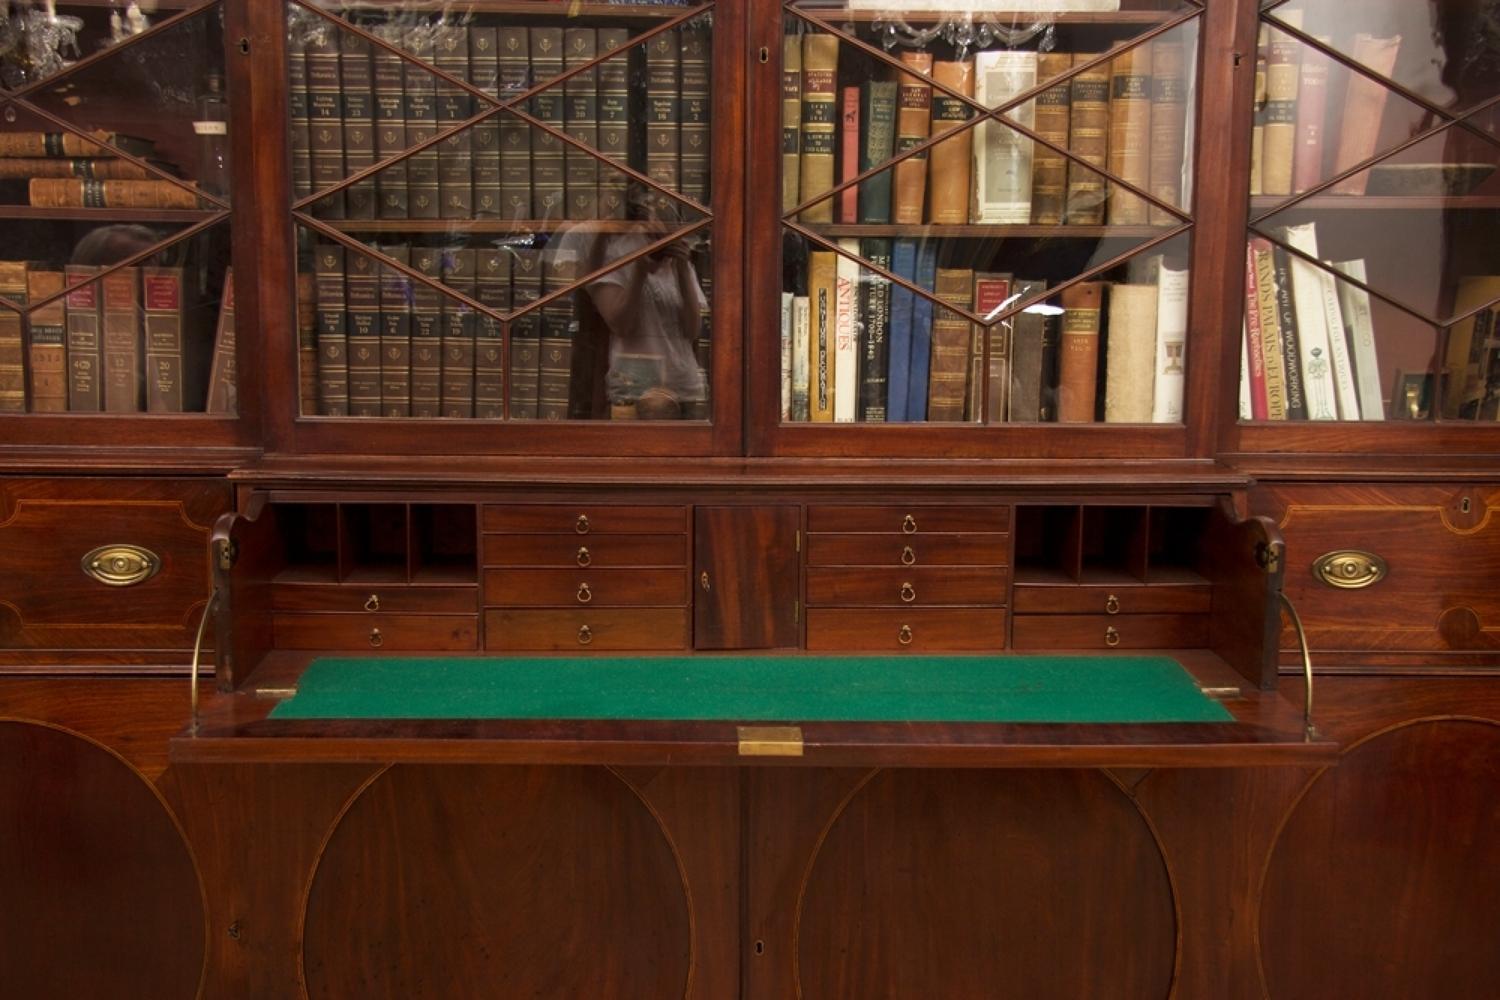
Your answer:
(898, 624), (913, 646)
(81, 544), (160, 587)
(369, 628), (384, 648)
(576, 546), (591, 568)
(577, 582), (593, 604)
(578, 624), (593, 645)
(902, 514), (917, 535)
(1313, 550), (1387, 590)
(1105, 594), (1120, 615)
(575, 513), (591, 535)
(1105, 626), (1121, 648)
(901, 545), (916, 566)
(365, 594), (380, 612)
(900, 582), (916, 604)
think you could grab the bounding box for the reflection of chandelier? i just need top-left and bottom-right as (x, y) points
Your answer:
(870, 14), (1056, 58)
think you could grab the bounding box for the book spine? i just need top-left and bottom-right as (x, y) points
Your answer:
(64, 265), (101, 412)
(834, 242), (860, 422)
(205, 267), (237, 415)
(1107, 42), (1153, 224)
(1066, 55), (1110, 224)
(564, 27), (600, 221)
(403, 30), (440, 219)
(434, 26), (473, 220)
(1103, 283), (1158, 423)
(441, 248), (477, 418)
(1330, 35), (1401, 195)
(539, 247), (579, 421)
(1291, 41), (1329, 195)
(297, 271), (319, 416)
(372, 27), (409, 218)
(891, 51), (933, 225)
(1316, 258), (1360, 419)
(409, 247), (444, 418)
(26, 271), (67, 412)
(1039, 308), (1061, 421)
(0, 262), (26, 412)
(1331, 260), (1385, 420)
(973, 52), (1037, 224)
(927, 267), (975, 422)
(1262, 24), (1300, 197)
(858, 81), (897, 224)
(1242, 243), (1270, 420)
(1031, 53), (1073, 225)
(287, 33), (313, 201)
(797, 34), (839, 223)
(808, 250), (836, 422)
(928, 60), (975, 225)
(344, 252), (381, 416)
(474, 249), (509, 419)
(498, 28), (531, 220)
(531, 28), (566, 219)
(1148, 39), (1187, 223)
(780, 291), (793, 419)
(791, 295), (810, 421)
(886, 239), (917, 422)
(509, 249), (542, 418)
(1008, 278), (1049, 422)
(1240, 322), (1253, 420)
(907, 241), (938, 420)
(782, 33), (802, 214)
(971, 274), (1012, 422)
(1281, 223), (1340, 419)
(141, 266), (185, 413)
(306, 28), (345, 218)
(642, 29), (680, 211)
(858, 237), (892, 421)
(312, 246), (349, 416)
(840, 87), (860, 223)
(28, 178), (199, 210)
(340, 31), (377, 220)
(469, 27), (502, 219)
(1269, 243), (1308, 420)
(1249, 238), (1287, 419)
(1250, 27), (1268, 197)
(1058, 281), (1104, 422)
(597, 29), (631, 220)
(0, 158), (154, 180)
(679, 26), (711, 207)
(101, 266), (140, 413)
(1152, 264), (1190, 422)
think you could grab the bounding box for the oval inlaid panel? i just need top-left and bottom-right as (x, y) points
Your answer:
(796, 769), (1176, 999)
(1260, 720), (1500, 999)
(0, 721), (204, 1000)
(303, 765), (691, 999)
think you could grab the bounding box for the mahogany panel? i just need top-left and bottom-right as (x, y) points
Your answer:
(484, 567), (688, 608)
(806, 531), (1010, 567)
(0, 678), (189, 779)
(694, 506), (801, 651)
(805, 566), (1009, 607)
(482, 504), (689, 535)
(807, 504), (1010, 534)
(1014, 613), (1208, 650)
(483, 532), (689, 568)
(273, 613), (479, 651)
(301, 765), (692, 999)
(486, 608), (689, 652)
(272, 584), (477, 614)
(1014, 582), (1212, 614)
(805, 608), (1007, 652)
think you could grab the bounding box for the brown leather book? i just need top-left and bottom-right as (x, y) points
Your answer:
(297, 271), (319, 416)
(434, 25), (473, 220)
(1058, 281), (1104, 422)
(474, 248), (510, 419)
(564, 27), (600, 221)
(345, 252), (381, 417)
(378, 247), (412, 418)
(928, 60), (974, 225)
(0, 260), (27, 412)
(0, 130), (153, 159)
(409, 247), (443, 418)
(1291, 42), (1330, 194)
(101, 266), (141, 413)
(64, 265), (101, 412)
(205, 268), (237, 415)
(497, 27), (531, 221)
(643, 29), (679, 208)
(891, 51), (934, 226)
(372, 26), (408, 219)
(679, 27), (712, 208)
(1148, 39), (1187, 223)
(538, 246), (579, 421)
(972, 272), (1011, 421)
(142, 266), (185, 413)
(469, 27), (502, 219)
(441, 249), (477, 419)
(531, 28), (566, 219)
(0, 158), (154, 180)
(1250, 27), (1268, 197)
(597, 29), (631, 220)
(313, 245), (349, 416)
(927, 267), (975, 422)
(305, 26), (345, 218)
(339, 30), (377, 220)
(1065, 54), (1110, 224)
(1107, 43), (1153, 225)
(1031, 52), (1073, 225)
(29, 178), (200, 210)
(798, 33), (839, 223)
(1329, 34), (1401, 195)
(26, 269), (66, 412)
(509, 249), (542, 419)
(1261, 23), (1301, 197)
(782, 33), (802, 213)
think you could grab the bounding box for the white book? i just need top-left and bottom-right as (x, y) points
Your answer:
(1152, 263), (1190, 423)
(1331, 260), (1385, 421)
(1315, 259), (1360, 420)
(834, 241), (861, 423)
(1240, 318), (1253, 421)
(791, 295), (810, 421)
(780, 291), (794, 420)
(972, 51), (1037, 224)
(1281, 223), (1340, 420)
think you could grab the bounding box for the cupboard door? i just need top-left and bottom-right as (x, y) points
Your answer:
(694, 505), (799, 650)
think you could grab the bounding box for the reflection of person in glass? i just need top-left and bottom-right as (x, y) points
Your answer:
(557, 186), (707, 420)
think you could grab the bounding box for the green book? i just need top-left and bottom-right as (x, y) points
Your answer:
(858, 80), (898, 224)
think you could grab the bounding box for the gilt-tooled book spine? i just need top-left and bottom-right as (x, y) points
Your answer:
(474, 248), (510, 419)
(0, 261), (27, 411)
(927, 267), (975, 423)
(142, 265), (185, 413)
(1107, 42), (1152, 225)
(597, 29), (631, 220)
(64, 264), (101, 412)
(372, 27), (409, 219)
(858, 237), (893, 422)
(0, 157), (154, 180)
(798, 33), (839, 223)
(1248, 238), (1287, 420)
(26, 269), (66, 412)
(858, 80), (897, 224)
(0, 131), (153, 158)
(539, 247), (580, 421)
(1102, 282), (1158, 424)
(1261, 23), (1300, 198)
(680, 27), (711, 208)
(885, 238), (917, 422)
(971, 272), (1011, 422)
(1031, 53), (1073, 225)
(1148, 39), (1187, 223)
(1007, 278), (1048, 422)
(434, 25), (473, 220)
(645, 29), (681, 204)
(287, 32), (313, 201)
(891, 51), (933, 226)
(497, 28), (531, 220)
(807, 250), (836, 422)
(1291, 39), (1329, 195)
(441, 248), (477, 418)
(205, 267), (237, 415)
(402, 29), (440, 220)
(297, 271), (319, 416)
(531, 28), (566, 219)
(1058, 281), (1103, 423)
(28, 178), (200, 210)
(314, 248), (351, 416)
(564, 27), (600, 221)
(509, 248), (542, 419)
(306, 26), (345, 218)
(782, 33), (802, 214)
(906, 240), (937, 421)
(408, 247), (444, 418)
(928, 60), (974, 225)
(469, 27), (502, 219)
(340, 31), (377, 220)
(344, 252), (382, 417)
(101, 266), (141, 413)
(1065, 54), (1109, 225)
(378, 246), (412, 417)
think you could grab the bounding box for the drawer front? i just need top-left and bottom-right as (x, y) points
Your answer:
(483, 533), (687, 568)
(1012, 614), (1208, 651)
(482, 505), (687, 536)
(806, 609), (1007, 652)
(484, 568), (687, 608)
(274, 614), (479, 651)
(272, 585), (477, 615)
(806, 532), (1010, 567)
(806, 567), (1009, 608)
(807, 505), (1010, 535)
(1013, 584), (1211, 615)
(485, 609), (688, 652)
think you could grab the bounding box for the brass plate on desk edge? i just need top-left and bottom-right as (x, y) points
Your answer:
(738, 725), (804, 757)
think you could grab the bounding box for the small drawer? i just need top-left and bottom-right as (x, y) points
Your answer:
(483, 533), (687, 568)
(1011, 614), (1208, 651)
(481, 505), (687, 536)
(806, 567), (1009, 608)
(484, 568), (687, 608)
(806, 505), (1010, 535)
(806, 532), (1010, 568)
(1013, 584), (1210, 615)
(273, 613), (479, 651)
(805, 608), (1007, 652)
(485, 609), (688, 651)
(272, 584), (477, 614)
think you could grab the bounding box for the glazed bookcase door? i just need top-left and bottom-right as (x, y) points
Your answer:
(1230, 0), (1500, 456)
(276, 1), (743, 457)
(0, 0), (254, 447)
(749, 0), (1219, 458)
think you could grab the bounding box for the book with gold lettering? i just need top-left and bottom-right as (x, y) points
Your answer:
(1107, 43), (1153, 224)
(782, 33), (802, 213)
(26, 270), (66, 412)
(799, 33), (840, 223)
(928, 60), (974, 224)
(1148, 39), (1187, 223)
(0, 261), (27, 412)
(1031, 53), (1073, 225)
(891, 51), (934, 225)
(1065, 54), (1110, 224)
(928, 267), (975, 422)
(64, 265), (101, 412)
(1058, 281), (1103, 422)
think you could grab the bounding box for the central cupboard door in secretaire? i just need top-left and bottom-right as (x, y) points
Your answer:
(277, 1), (743, 456)
(749, 0), (1214, 458)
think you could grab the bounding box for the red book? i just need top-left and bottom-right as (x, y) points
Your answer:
(1291, 51), (1329, 194)
(841, 86), (860, 223)
(1243, 243), (1269, 420)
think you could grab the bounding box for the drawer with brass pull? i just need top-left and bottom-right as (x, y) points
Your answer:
(482, 533), (687, 568)
(481, 505), (687, 536)
(806, 609), (1007, 652)
(483, 568), (687, 608)
(806, 532), (1009, 568)
(807, 505), (1009, 535)
(1012, 583), (1210, 616)
(272, 585), (477, 615)
(485, 609), (688, 652)
(806, 567), (1009, 607)
(272, 613), (478, 651)
(1011, 614), (1207, 651)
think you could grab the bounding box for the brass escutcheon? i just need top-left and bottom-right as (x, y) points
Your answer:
(900, 582), (916, 603)
(902, 514), (917, 535)
(900, 545), (916, 566)
(364, 594), (380, 612)
(1105, 626), (1121, 648)
(898, 624), (913, 645)
(369, 628), (383, 648)
(1105, 594), (1121, 615)
(578, 624), (593, 645)
(81, 544), (161, 587)
(575, 513), (591, 535)
(577, 582), (593, 604)
(1312, 550), (1387, 590)
(576, 546), (591, 567)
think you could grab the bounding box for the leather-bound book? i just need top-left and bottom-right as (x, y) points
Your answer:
(1330, 34), (1401, 195)
(1007, 278), (1049, 422)
(971, 272), (1011, 421)
(782, 33), (802, 213)
(474, 248), (510, 419)
(0, 261), (27, 411)
(408, 247), (443, 418)
(798, 33), (839, 223)
(340, 31), (377, 219)
(297, 271), (319, 416)
(1065, 54), (1110, 224)
(469, 27), (502, 219)
(1261, 22), (1301, 197)
(840, 87), (860, 223)
(0, 130), (152, 158)
(305, 26), (345, 218)
(891, 51), (933, 225)
(927, 267), (975, 422)
(1250, 26), (1268, 197)
(564, 27), (600, 220)
(64, 264), (101, 412)
(644, 29), (680, 205)
(142, 266), (185, 413)
(378, 246), (412, 417)
(402, 29), (440, 220)
(680, 26), (711, 207)
(1107, 42), (1153, 224)
(928, 60), (974, 225)
(1102, 282), (1157, 423)
(807, 249), (836, 422)
(973, 51), (1036, 224)
(597, 29), (631, 220)
(205, 268), (237, 415)
(441, 248), (477, 418)
(498, 28), (531, 220)
(509, 249), (542, 419)
(1031, 52), (1073, 225)
(434, 26), (473, 219)
(1248, 237), (1287, 419)
(1058, 281), (1104, 422)
(858, 80), (898, 224)
(372, 27), (409, 218)
(0, 157), (154, 180)
(539, 247), (579, 421)
(101, 266), (141, 413)
(531, 28), (566, 219)
(906, 240), (938, 420)
(287, 31), (312, 200)
(885, 238), (917, 421)
(1291, 40), (1330, 194)
(344, 252), (381, 417)
(858, 238), (893, 421)
(1148, 38), (1187, 222)
(26, 270), (66, 412)
(28, 178), (200, 210)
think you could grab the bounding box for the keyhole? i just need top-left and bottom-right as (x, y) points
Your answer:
(238, 37), (250, 55)
(759, 46), (770, 64)
(1461, 496), (1472, 515)
(754, 940), (765, 956)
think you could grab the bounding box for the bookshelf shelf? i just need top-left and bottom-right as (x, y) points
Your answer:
(0, 206), (220, 223)
(803, 223), (1170, 239)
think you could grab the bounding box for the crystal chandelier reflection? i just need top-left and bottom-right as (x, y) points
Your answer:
(871, 13), (1057, 59)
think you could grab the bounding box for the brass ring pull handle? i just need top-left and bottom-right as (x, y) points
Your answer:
(1105, 594), (1121, 615)
(902, 514), (917, 535)
(577, 582), (593, 604)
(1312, 550), (1386, 590)
(369, 628), (384, 648)
(365, 594), (380, 612)
(901, 545), (916, 566)
(898, 624), (913, 646)
(575, 513), (590, 535)
(900, 582), (917, 604)
(576, 546), (591, 568)
(1104, 626), (1121, 648)
(81, 544), (160, 587)
(578, 624), (593, 646)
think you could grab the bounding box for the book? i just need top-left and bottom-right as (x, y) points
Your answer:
(101, 266), (141, 413)
(1248, 237), (1288, 419)
(1281, 223), (1340, 420)
(509, 248), (542, 418)
(1007, 279), (1050, 421)
(1290, 41), (1329, 195)
(1148, 38), (1188, 222)
(928, 60), (974, 225)
(1312, 251), (1359, 420)
(780, 291), (794, 419)
(1240, 323), (1253, 420)
(834, 242), (860, 422)
(840, 86), (861, 223)
(971, 272), (1011, 421)
(434, 26), (473, 219)
(1152, 263), (1190, 422)
(597, 29), (631, 220)
(28, 178), (200, 210)
(344, 252), (381, 417)
(539, 246), (578, 421)
(782, 33), (802, 214)
(808, 249), (836, 422)
(1103, 283), (1157, 423)
(442, 248), (477, 418)
(928, 267), (975, 422)
(1329, 34), (1402, 195)
(973, 51), (1036, 224)
(1031, 52), (1073, 225)
(859, 237), (893, 421)
(1269, 243), (1309, 420)
(403, 28), (440, 219)
(644, 28), (681, 208)
(409, 247), (443, 418)
(680, 26), (712, 207)
(1058, 281), (1104, 422)
(205, 268), (237, 415)
(1242, 245), (1270, 420)
(1107, 42), (1153, 224)
(340, 30), (377, 219)
(1442, 274), (1500, 418)
(0, 130), (154, 159)
(564, 27), (600, 221)
(469, 27), (502, 219)
(64, 265), (101, 412)
(799, 33), (840, 223)
(791, 293), (810, 421)
(26, 270), (66, 411)
(497, 27), (531, 220)
(0, 157), (158, 180)
(474, 248), (510, 419)
(142, 266), (185, 413)
(1250, 27), (1268, 197)
(1261, 22), (1300, 197)
(531, 27), (566, 218)
(858, 80), (899, 224)
(892, 51), (934, 225)
(907, 240), (938, 421)
(886, 239), (917, 422)
(306, 26), (345, 218)
(297, 271), (319, 416)
(1331, 260), (1384, 420)
(372, 26), (409, 218)
(1039, 300), (1061, 421)
(288, 31), (313, 200)
(1066, 54), (1110, 224)
(0, 261), (26, 411)
(378, 247), (411, 417)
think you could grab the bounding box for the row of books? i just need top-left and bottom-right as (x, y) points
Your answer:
(780, 241), (1188, 424)
(290, 21), (710, 221)
(1250, 22), (1401, 197)
(784, 34), (1193, 227)
(0, 129), (204, 209)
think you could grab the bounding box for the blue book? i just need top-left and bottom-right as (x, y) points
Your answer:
(906, 240), (938, 421)
(885, 239), (918, 422)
